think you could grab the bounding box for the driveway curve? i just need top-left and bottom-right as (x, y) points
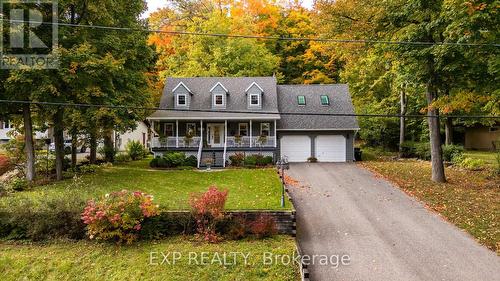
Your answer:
(287, 163), (500, 281)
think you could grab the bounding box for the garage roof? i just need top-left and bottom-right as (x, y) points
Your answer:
(277, 84), (359, 130)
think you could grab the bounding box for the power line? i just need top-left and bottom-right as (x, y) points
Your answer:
(1, 19), (499, 47)
(0, 100), (498, 119)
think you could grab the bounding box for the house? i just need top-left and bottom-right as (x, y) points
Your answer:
(147, 77), (359, 168)
(0, 119), (49, 144)
(114, 121), (150, 152)
(464, 124), (500, 151)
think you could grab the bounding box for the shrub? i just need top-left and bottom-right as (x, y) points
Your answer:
(149, 157), (160, 168)
(229, 153), (245, 167)
(183, 155), (198, 167)
(307, 157), (318, 163)
(0, 154), (11, 176)
(442, 144), (464, 162)
(244, 155), (257, 166)
(77, 164), (100, 174)
(414, 142), (431, 160)
(456, 157), (485, 171)
(255, 154), (266, 166)
(9, 178), (29, 191)
(400, 141), (417, 158)
(81, 190), (159, 244)
(0, 188), (86, 240)
(126, 141), (147, 161)
(248, 214), (277, 239)
(164, 152), (186, 167)
(189, 186), (228, 243)
(264, 156), (274, 165)
(115, 153), (132, 163)
(495, 150), (500, 175)
(226, 217), (248, 240)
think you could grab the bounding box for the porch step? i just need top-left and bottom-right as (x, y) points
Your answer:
(200, 151), (224, 167)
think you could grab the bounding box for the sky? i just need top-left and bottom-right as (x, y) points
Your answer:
(143, 0), (314, 18)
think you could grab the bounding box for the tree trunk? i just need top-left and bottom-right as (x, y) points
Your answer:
(71, 130), (78, 169)
(399, 89), (407, 157)
(445, 117), (453, 145)
(89, 131), (97, 164)
(103, 129), (114, 163)
(426, 79), (446, 183)
(23, 104), (36, 182)
(53, 108), (65, 180)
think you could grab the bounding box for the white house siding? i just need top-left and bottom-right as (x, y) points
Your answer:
(115, 122), (149, 151)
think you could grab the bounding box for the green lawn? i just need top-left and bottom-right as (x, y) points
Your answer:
(360, 160), (500, 253)
(2, 158), (288, 210)
(0, 236), (299, 281)
(464, 150), (498, 166)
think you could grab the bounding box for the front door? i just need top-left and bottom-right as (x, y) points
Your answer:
(207, 124), (224, 147)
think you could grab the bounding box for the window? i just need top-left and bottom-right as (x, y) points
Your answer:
(177, 94), (187, 106)
(297, 95), (306, 105)
(186, 123), (196, 136)
(250, 94), (260, 106)
(164, 123), (174, 137)
(238, 123), (248, 136)
(320, 95), (330, 106)
(214, 94), (224, 106)
(260, 123), (270, 136)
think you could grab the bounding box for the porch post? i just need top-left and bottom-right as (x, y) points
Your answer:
(223, 120), (227, 168)
(249, 120), (253, 148)
(176, 120), (179, 148)
(274, 119), (277, 148)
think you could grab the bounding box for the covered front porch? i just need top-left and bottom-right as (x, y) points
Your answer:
(148, 119), (278, 168)
(150, 119), (277, 149)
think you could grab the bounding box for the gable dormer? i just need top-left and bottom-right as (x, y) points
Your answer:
(172, 82), (192, 108)
(210, 82), (228, 109)
(245, 82), (264, 109)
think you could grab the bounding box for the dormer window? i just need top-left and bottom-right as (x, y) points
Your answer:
(214, 94), (224, 106)
(177, 94), (187, 106)
(210, 82), (228, 108)
(250, 94), (260, 106)
(246, 82), (264, 109)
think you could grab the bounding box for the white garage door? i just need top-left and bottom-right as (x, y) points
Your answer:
(280, 136), (311, 162)
(315, 135), (346, 162)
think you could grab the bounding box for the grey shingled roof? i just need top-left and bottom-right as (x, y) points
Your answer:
(277, 84), (359, 130)
(150, 77), (280, 119)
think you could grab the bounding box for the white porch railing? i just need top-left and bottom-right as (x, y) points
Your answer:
(151, 136), (201, 148)
(226, 136), (276, 148)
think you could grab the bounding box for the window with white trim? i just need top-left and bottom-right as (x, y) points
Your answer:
(177, 94), (187, 106)
(238, 123), (248, 136)
(260, 123), (270, 136)
(214, 94), (224, 106)
(250, 94), (260, 106)
(164, 123), (174, 137)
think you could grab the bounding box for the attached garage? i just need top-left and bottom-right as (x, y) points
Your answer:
(315, 135), (346, 162)
(280, 135), (311, 162)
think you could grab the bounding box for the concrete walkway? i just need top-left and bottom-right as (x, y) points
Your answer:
(287, 163), (500, 281)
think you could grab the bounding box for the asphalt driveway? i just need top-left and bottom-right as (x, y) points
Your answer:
(287, 163), (500, 281)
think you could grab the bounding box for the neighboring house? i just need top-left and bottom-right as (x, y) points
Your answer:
(464, 124), (500, 150)
(114, 121), (150, 151)
(147, 77), (359, 168)
(0, 119), (49, 144)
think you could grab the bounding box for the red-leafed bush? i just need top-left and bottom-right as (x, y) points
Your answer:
(189, 186), (228, 243)
(249, 214), (277, 239)
(0, 154), (12, 176)
(81, 190), (159, 244)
